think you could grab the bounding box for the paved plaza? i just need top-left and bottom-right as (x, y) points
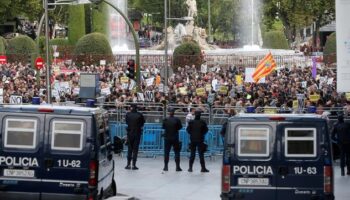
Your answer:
(111, 156), (350, 200)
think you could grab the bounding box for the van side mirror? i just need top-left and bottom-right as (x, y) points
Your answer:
(113, 136), (124, 154)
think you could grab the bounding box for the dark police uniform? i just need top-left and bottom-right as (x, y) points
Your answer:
(162, 109), (183, 171)
(125, 104), (145, 170)
(186, 111), (209, 172)
(332, 114), (350, 176)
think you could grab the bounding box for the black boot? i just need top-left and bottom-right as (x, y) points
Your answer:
(341, 168), (345, 176)
(200, 162), (209, 173)
(163, 163), (168, 171)
(188, 162), (193, 172)
(125, 160), (131, 170)
(176, 161), (182, 172)
(132, 161), (139, 170)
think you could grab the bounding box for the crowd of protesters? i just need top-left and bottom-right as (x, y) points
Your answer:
(0, 60), (349, 115)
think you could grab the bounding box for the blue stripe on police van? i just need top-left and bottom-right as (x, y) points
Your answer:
(231, 186), (323, 191)
(231, 186), (296, 190)
(0, 177), (88, 184)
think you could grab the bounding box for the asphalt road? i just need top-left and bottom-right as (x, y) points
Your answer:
(111, 155), (350, 200)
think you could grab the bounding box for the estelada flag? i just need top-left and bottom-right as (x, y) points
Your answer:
(252, 52), (276, 83)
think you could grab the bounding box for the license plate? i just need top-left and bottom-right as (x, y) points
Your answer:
(238, 178), (269, 186)
(3, 169), (35, 178)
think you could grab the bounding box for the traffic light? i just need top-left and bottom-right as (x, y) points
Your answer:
(44, 0), (56, 10)
(127, 59), (135, 79)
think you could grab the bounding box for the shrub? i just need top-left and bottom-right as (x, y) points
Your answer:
(263, 31), (289, 49)
(50, 38), (74, 59)
(73, 32), (113, 65)
(68, 5), (86, 45)
(6, 35), (36, 64)
(173, 41), (203, 70)
(92, 2), (108, 34)
(0, 36), (6, 54)
(323, 33), (336, 64)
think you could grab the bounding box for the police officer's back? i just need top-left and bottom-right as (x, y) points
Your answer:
(186, 110), (209, 172)
(332, 113), (350, 176)
(162, 108), (183, 171)
(125, 104), (145, 170)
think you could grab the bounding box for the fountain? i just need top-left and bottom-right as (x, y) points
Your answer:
(108, 0), (129, 53)
(242, 0), (262, 51)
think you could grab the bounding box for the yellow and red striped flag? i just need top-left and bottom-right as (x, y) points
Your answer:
(252, 52), (277, 83)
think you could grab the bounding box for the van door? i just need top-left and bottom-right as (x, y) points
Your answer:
(0, 114), (44, 200)
(230, 122), (277, 200)
(276, 122), (324, 200)
(40, 116), (91, 200)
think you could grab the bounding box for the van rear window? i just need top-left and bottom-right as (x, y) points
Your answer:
(51, 121), (84, 151)
(237, 128), (270, 157)
(4, 118), (37, 149)
(285, 128), (316, 157)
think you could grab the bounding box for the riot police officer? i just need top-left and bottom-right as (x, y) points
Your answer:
(162, 108), (183, 171)
(186, 110), (209, 172)
(332, 113), (350, 176)
(125, 104), (145, 170)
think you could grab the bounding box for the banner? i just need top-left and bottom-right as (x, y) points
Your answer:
(205, 84), (212, 92)
(179, 87), (187, 95)
(336, 0), (350, 92)
(219, 86), (228, 95)
(196, 88), (206, 96)
(346, 93), (350, 101)
(137, 93), (145, 102)
(10, 95), (22, 105)
(158, 83), (164, 92)
(309, 94), (320, 102)
(235, 75), (242, 85)
(73, 87), (80, 95)
(146, 77), (155, 87)
(245, 68), (265, 83)
(121, 76), (129, 84)
(145, 91), (154, 102)
(101, 88), (111, 96)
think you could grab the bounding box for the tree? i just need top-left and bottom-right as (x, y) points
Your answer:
(263, 0), (335, 45)
(323, 32), (336, 64)
(263, 31), (289, 49)
(0, 0), (42, 23)
(0, 36), (6, 54)
(173, 41), (203, 69)
(73, 32), (113, 65)
(68, 5), (86, 45)
(6, 35), (36, 63)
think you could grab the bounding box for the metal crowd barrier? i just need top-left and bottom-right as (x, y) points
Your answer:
(109, 122), (224, 157)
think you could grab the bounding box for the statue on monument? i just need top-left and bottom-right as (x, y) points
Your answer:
(185, 0), (197, 19)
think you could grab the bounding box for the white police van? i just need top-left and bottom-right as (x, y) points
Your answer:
(0, 104), (118, 200)
(221, 113), (334, 200)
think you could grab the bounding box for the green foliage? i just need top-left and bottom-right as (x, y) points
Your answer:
(263, 31), (289, 49)
(173, 41), (203, 69)
(36, 36), (46, 56)
(323, 33), (336, 64)
(0, 36), (6, 54)
(92, 3), (108, 34)
(50, 38), (74, 59)
(73, 32), (113, 65)
(0, 0), (42, 23)
(68, 5), (86, 45)
(6, 35), (36, 64)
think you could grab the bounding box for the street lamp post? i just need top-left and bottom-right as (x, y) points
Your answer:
(44, 0), (52, 103)
(164, 0), (168, 93)
(208, 0), (212, 43)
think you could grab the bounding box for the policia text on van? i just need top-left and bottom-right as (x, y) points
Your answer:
(0, 105), (122, 200)
(221, 114), (334, 200)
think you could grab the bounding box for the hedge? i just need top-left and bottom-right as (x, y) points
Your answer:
(173, 41), (203, 70)
(323, 33), (336, 64)
(92, 2), (108, 34)
(6, 35), (36, 64)
(73, 32), (113, 65)
(263, 31), (289, 49)
(68, 5), (86, 45)
(0, 36), (5, 54)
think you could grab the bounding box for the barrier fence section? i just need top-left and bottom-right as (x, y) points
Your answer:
(108, 104), (350, 157)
